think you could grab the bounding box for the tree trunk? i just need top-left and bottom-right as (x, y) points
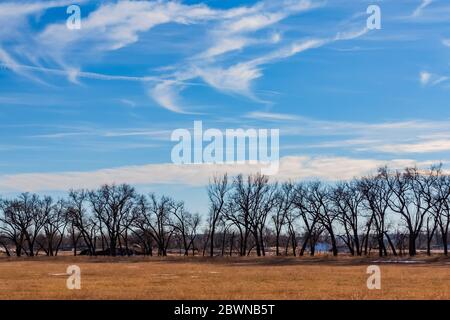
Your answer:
(385, 233), (397, 256)
(221, 230), (227, 256)
(409, 235), (416, 256)
(229, 232), (235, 256)
(210, 226), (215, 257)
(110, 238), (117, 256)
(275, 231), (280, 256)
(299, 234), (309, 256)
(329, 231), (338, 256)
(442, 232), (448, 256)
(254, 231), (261, 257)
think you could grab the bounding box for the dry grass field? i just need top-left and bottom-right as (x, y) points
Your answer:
(0, 255), (448, 300)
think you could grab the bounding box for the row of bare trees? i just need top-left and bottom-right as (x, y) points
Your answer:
(0, 185), (200, 257)
(206, 166), (450, 257)
(0, 166), (449, 257)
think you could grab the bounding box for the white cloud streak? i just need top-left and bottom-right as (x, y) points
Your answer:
(149, 80), (186, 113)
(0, 62), (158, 83)
(373, 139), (450, 154)
(245, 111), (302, 121)
(0, 156), (440, 192)
(420, 70), (449, 86)
(244, 112), (450, 155)
(412, 0), (433, 17)
(0, 0), (79, 19)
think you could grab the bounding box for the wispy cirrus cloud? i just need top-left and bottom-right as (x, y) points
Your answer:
(1, 0), (436, 118)
(156, 25), (368, 111)
(147, 0), (328, 111)
(196, 0), (323, 59)
(0, 0), (89, 81)
(1, 0), (371, 113)
(37, 0), (221, 55)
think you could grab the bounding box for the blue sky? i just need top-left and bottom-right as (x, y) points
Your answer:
(1, 0), (450, 213)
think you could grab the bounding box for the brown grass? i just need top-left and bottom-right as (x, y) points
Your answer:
(0, 255), (448, 300)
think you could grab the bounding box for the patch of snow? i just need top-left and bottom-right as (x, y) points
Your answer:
(371, 260), (425, 264)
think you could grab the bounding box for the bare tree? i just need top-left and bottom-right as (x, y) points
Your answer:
(360, 170), (393, 256)
(254, 182), (277, 256)
(225, 175), (251, 256)
(285, 204), (300, 256)
(39, 199), (68, 256)
(67, 190), (97, 255)
(0, 194), (47, 256)
(88, 184), (136, 256)
(0, 198), (27, 256)
(131, 195), (154, 255)
(294, 183), (322, 256)
(187, 213), (201, 256)
(171, 201), (200, 255)
(145, 194), (176, 256)
(230, 174), (275, 256)
(330, 181), (365, 256)
(297, 182), (338, 256)
(272, 182), (295, 256)
(207, 174), (229, 257)
(385, 168), (434, 256)
(431, 171), (450, 255)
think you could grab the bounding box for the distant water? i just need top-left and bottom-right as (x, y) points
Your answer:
(315, 243), (330, 252)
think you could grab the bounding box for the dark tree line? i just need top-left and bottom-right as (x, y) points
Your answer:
(0, 166), (449, 257)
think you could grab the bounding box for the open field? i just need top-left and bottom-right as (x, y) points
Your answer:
(0, 255), (448, 300)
